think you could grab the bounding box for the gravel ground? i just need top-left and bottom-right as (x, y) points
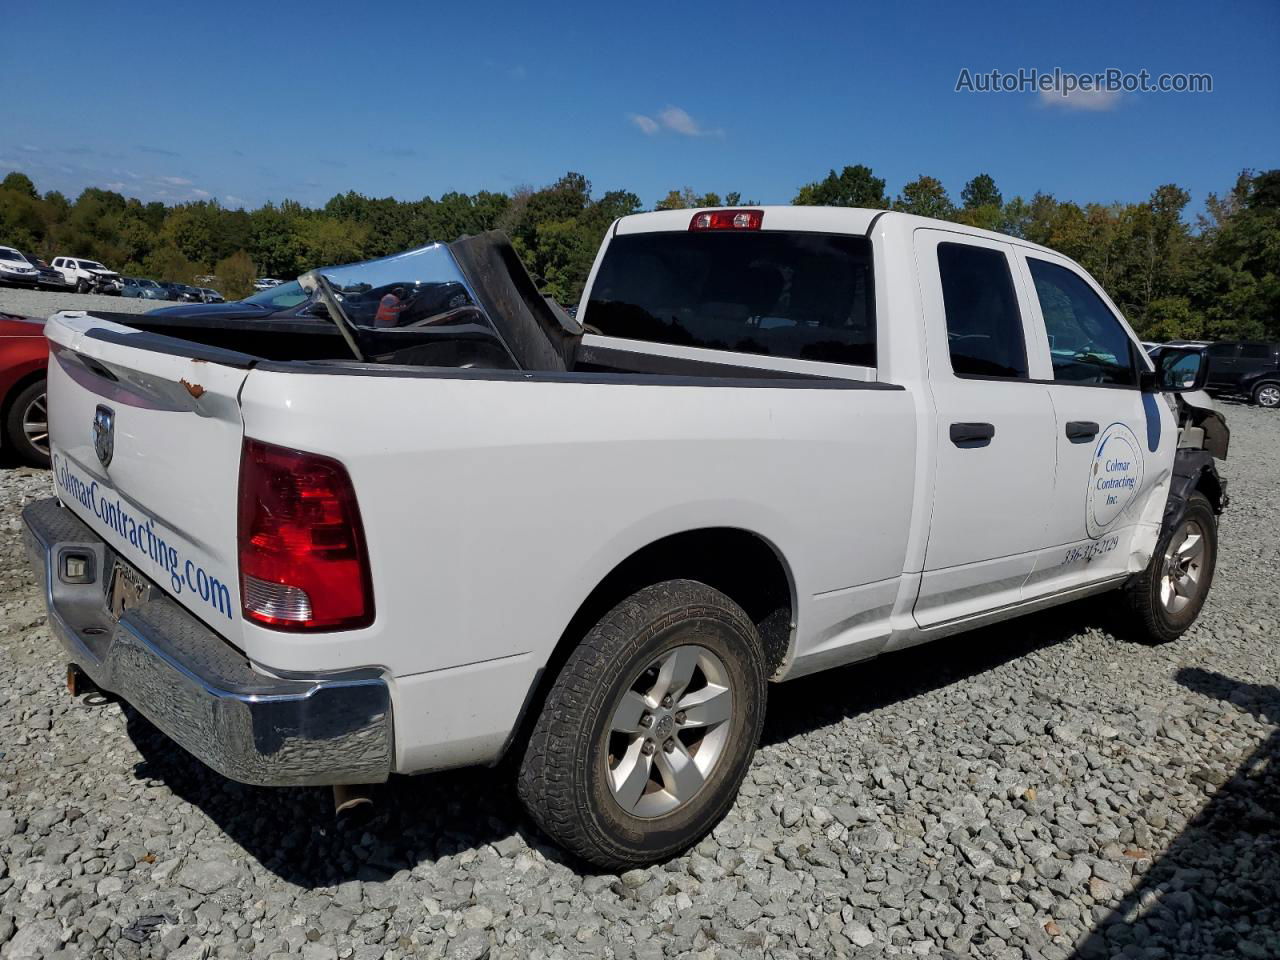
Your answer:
(1, 406), (1277, 960)
(0, 287), (162, 320)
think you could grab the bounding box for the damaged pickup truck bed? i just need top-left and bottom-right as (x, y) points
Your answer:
(24, 207), (1228, 868)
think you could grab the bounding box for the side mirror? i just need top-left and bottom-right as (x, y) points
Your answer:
(1145, 346), (1208, 393)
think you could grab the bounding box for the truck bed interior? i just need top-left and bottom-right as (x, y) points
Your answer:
(81, 232), (846, 384)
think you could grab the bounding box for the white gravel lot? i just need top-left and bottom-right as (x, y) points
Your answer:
(0, 287), (163, 320)
(0, 406), (1277, 960)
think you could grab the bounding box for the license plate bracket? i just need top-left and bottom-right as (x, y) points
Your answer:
(107, 559), (154, 621)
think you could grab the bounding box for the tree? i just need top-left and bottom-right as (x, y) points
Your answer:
(214, 251), (257, 301)
(1143, 296), (1201, 341)
(794, 165), (887, 208)
(961, 173), (1002, 210)
(3, 165), (1276, 344)
(1, 172), (38, 199)
(654, 188), (729, 210)
(894, 176), (956, 220)
(294, 216), (369, 270)
(144, 246), (202, 284)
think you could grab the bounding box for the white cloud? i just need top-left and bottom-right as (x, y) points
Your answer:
(225, 195), (246, 207)
(191, 188), (211, 198)
(1038, 86), (1121, 112)
(159, 175), (192, 186)
(629, 113), (660, 135)
(629, 105), (723, 137)
(19, 144), (40, 152)
(657, 106), (705, 135)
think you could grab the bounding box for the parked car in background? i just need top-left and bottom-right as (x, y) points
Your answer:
(135, 278), (167, 300)
(122, 277), (167, 300)
(253, 277), (284, 290)
(156, 282), (202, 303)
(199, 288), (226, 303)
(0, 247), (40, 287)
(1203, 340), (1280, 408)
(52, 257), (123, 295)
(146, 277), (327, 324)
(24, 254), (74, 290)
(0, 312), (50, 466)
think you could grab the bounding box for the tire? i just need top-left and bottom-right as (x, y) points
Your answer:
(518, 579), (768, 869)
(4, 379), (51, 468)
(1123, 492), (1217, 643)
(1253, 381), (1280, 409)
(75, 278), (89, 294)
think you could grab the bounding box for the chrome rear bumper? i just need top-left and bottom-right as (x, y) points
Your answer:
(23, 497), (393, 787)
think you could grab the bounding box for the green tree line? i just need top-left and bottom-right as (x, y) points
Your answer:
(2, 166), (1276, 340)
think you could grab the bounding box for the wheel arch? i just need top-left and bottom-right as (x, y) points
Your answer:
(1250, 377), (1280, 404)
(1166, 448), (1227, 532)
(499, 526), (797, 762)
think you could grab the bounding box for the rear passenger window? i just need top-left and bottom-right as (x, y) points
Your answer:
(936, 243), (1028, 379)
(1027, 258), (1137, 387)
(586, 231), (875, 366)
(1240, 344), (1271, 360)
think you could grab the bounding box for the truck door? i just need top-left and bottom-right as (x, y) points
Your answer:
(1014, 250), (1177, 598)
(911, 230), (1057, 627)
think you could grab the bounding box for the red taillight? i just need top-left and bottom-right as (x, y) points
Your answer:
(688, 209), (763, 231)
(237, 438), (374, 631)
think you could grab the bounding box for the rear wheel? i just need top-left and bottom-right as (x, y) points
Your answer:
(1123, 492), (1217, 643)
(1253, 382), (1280, 409)
(518, 579), (767, 869)
(4, 380), (51, 467)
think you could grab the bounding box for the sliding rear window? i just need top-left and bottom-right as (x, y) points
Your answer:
(585, 231), (875, 366)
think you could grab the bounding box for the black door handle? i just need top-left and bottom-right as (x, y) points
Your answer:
(950, 422), (995, 447)
(1065, 420), (1100, 443)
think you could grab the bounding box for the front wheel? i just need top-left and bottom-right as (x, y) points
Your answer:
(75, 278), (89, 294)
(518, 580), (768, 869)
(1123, 492), (1218, 643)
(1253, 382), (1280, 409)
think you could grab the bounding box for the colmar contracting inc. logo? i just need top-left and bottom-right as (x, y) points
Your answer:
(1087, 423), (1144, 539)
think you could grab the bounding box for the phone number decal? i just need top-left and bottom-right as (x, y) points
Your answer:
(1062, 535), (1119, 566)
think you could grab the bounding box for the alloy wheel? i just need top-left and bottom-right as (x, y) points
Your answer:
(605, 644), (734, 818)
(22, 391), (49, 456)
(1161, 518), (1206, 614)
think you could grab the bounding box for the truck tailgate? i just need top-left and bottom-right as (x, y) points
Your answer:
(43, 312), (249, 641)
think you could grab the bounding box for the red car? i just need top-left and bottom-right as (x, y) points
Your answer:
(0, 312), (50, 467)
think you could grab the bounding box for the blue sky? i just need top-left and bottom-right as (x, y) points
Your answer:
(1, 0), (1276, 216)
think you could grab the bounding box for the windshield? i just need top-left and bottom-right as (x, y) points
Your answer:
(241, 279), (310, 309)
(0, 249), (28, 262)
(300, 243), (520, 368)
(309, 244), (476, 329)
(80, 260), (105, 270)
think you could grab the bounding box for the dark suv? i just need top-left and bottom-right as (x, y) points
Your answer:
(1203, 340), (1280, 408)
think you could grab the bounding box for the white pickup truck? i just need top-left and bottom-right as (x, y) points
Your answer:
(24, 207), (1228, 868)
